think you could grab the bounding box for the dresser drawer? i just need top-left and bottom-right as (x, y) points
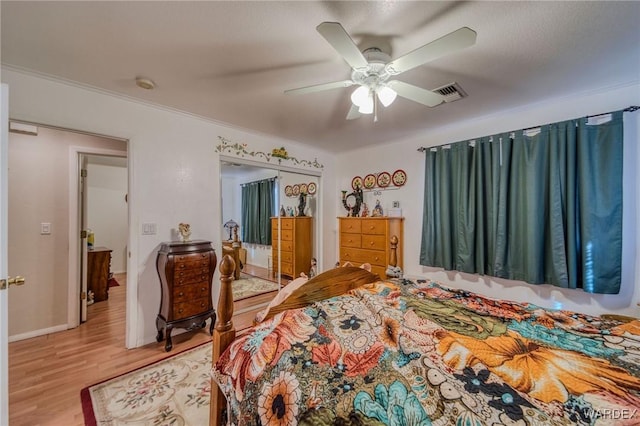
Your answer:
(280, 261), (293, 276)
(273, 250), (293, 264)
(361, 234), (386, 250)
(340, 233), (361, 248)
(175, 252), (210, 268)
(280, 219), (294, 230)
(173, 283), (210, 303)
(280, 229), (293, 241)
(173, 297), (210, 320)
(340, 247), (387, 267)
(340, 219), (361, 233)
(174, 268), (210, 286)
(361, 219), (386, 235)
(272, 238), (293, 251)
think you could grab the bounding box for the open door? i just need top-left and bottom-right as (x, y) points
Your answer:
(1, 83), (10, 426)
(79, 154), (89, 322)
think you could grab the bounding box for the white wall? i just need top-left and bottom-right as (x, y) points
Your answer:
(7, 126), (125, 339)
(2, 68), (336, 347)
(336, 82), (640, 318)
(87, 161), (128, 273)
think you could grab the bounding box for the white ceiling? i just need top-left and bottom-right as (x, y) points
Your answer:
(2, 1), (639, 153)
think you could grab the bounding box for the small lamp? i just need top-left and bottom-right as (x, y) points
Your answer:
(223, 219), (239, 240)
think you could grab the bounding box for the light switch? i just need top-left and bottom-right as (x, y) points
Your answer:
(142, 223), (157, 235)
(41, 223), (51, 235)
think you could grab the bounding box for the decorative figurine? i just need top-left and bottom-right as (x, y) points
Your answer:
(280, 205), (286, 216)
(178, 223), (191, 242)
(297, 191), (307, 216)
(372, 200), (384, 217)
(361, 202), (369, 217)
(287, 206), (295, 217)
(309, 257), (317, 278)
(342, 184), (364, 217)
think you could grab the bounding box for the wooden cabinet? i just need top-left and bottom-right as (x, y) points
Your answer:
(88, 247), (112, 302)
(271, 217), (313, 279)
(155, 240), (217, 351)
(338, 217), (404, 278)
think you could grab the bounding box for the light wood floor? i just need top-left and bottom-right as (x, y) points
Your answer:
(8, 267), (275, 426)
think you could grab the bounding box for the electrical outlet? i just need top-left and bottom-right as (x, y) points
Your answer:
(392, 201), (400, 208)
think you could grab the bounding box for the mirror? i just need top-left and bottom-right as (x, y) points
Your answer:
(220, 157), (321, 305)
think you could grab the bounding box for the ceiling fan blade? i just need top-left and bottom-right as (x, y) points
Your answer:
(385, 27), (477, 75)
(316, 22), (369, 71)
(285, 80), (355, 96)
(387, 80), (444, 107)
(346, 103), (361, 120)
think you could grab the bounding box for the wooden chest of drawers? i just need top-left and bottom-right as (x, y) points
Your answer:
(271, 217), (312, 279)
(339, 217), (404, 278)
(88, 247), (112, 302)
(156, 240), (217, 351)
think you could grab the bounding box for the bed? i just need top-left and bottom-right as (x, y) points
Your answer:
(210, 255), (640, 425)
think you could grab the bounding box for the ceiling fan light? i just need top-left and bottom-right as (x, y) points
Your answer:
(351, 85), (370, 107)
(358, 95), (374, 114)
(377, 86), (397, 107)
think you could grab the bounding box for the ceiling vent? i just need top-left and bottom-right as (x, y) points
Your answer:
(432, 82), (467, 103)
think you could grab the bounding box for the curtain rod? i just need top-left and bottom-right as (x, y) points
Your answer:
(417, 105), (639, 152)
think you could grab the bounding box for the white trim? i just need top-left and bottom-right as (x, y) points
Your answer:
(8, 324), (68, 343)
(68, 145), (128, 329)
(220, 155), (323, 177)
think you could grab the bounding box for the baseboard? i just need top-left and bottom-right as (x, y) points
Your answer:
(9, 324), (69, 343)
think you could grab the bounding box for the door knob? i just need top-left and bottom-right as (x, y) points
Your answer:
(1, 276), (26, 290)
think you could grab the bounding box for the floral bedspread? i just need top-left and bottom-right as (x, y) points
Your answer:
(212, 279), (640, 425)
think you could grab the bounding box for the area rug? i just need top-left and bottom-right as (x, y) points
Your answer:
(232, 276), (279, 301)
(81, 343), (211, 426)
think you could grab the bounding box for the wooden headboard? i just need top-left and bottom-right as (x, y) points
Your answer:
(209, 255), (380, 425)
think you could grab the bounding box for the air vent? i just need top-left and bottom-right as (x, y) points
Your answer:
(432, 82), (467, 103)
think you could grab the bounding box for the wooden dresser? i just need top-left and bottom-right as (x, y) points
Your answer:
(88, 247), (112, 302)
(338, 217), (404, 278)
(155, 240), (217, 351)
(271, 216), (313, 279)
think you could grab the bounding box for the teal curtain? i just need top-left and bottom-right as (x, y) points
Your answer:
(241, 178), (275, 245)
(420, 111), (623, 294)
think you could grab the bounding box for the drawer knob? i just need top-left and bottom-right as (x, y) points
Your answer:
(201, 302), (205, 307)
(180, 264), (185, 268)
(369, 241), (374, 246)
(179, 292), (184, 297)
(178, 308), (183, 313)
(201, 287), (206, 292)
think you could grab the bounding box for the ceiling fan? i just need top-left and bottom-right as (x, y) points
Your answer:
(285, 22), (477, 121)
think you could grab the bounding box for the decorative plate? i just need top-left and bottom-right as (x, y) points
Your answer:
(300, 183), (308, 194)
(285, 185), (293, 197)
(377, 171), (391, 188)
(363, 174), (376, 189)
(392, 169), (407, 187)
(292, 184), (300, 196)
(352, 176), (363, 190)
(307, 182), (317, 195)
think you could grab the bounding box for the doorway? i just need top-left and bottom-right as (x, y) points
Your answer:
(7, 123), (127, 341)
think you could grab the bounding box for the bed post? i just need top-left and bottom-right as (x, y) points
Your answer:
(210, 254), (236, 426)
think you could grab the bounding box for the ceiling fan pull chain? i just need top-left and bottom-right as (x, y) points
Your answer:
(374, 93), (379, 122)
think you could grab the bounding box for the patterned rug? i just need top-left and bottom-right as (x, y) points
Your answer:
(232, 275), (279, 301)
(81, 343), (212, 426)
